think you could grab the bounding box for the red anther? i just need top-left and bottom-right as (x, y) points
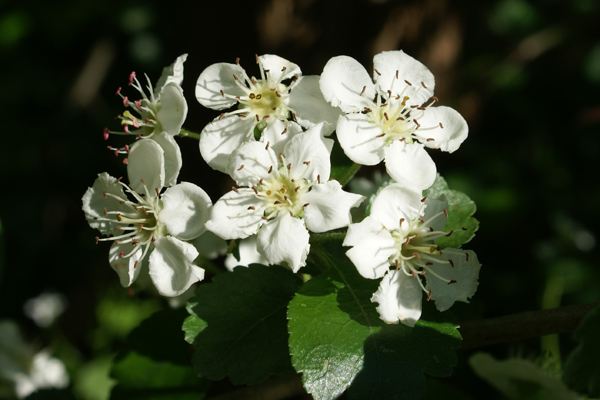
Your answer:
(427, 290), (432, 301)
(278, 153), (284, 163)
(250, 78), (257, 84)
(399, 217), (405, 226)
(427, 138), (435, 142)
(387, 90), (392, 99)
(359, 86), (366, 96)
(275, 91), (281, 98)
(295, 186), (301, 192)
(281, 66), (286, 72)
(419, 270), (426, 275)
(102, 191), (107, 199)
(404, 80), (412, 86)
(119, 252), (124, 258)
(281, 127), (288, 135)
(445, 230), (454, 237)
(443, 209), (448, 218)
(418, 218), (424, 223)
(465, 252), (469, 261)
(255, 114), (259, 122)
(449, 259), (454, 268)
(134, 260), (139, 269)
(289, 211), (293, 217)
(414, 120), (421, 129)
(270, 88), (276, 91)
(259, 178), (263, 185)
(237, 164), (244, 171)
(134, 99), (143, 110)
(124, 144), (130, 153)
(140, 178), (147, 186)
(262, 115), (270, 120)
(123, 96), (130, 107)
(248, 206), (255, 210)
(274, 200), (282, 205)
(303, 161), (310, 166)
(131, 239), (139, 245)
(138, 224), (143, 232)
(284, 196), (288, 201)
(141, 207), (148, 215)
(286, 163), (291, 170)
(411, 270), (416, 278)
(155, 188), (160, 197)
(124, 125), (130, 134)
(129, 71), (136, 85)
(413, 252), (421, 259)
(439, 122), (444, 129)
(462, 227), (468, 231)
(395, 259), (399, 269)
(303, 203), (309, 208)
(364, 107), (372, 113)
(218, 113), (225, 120)
(425, 262), (432, 266)
(252, 186), (258, 194)
(238, 113), (247, 118)
(265, 142), (270, 150)
(264, 69), (270, 74)
(292, 113), (297, 121)
(220, 89), (225, 97)
(255, 54), (259, 63)
(421, 82), (427, 89)
(383, 112), (389, 121)
(116, 87), (122, 95)
(429, 227), (434, 232)
(262, 216), (268, 220)
(395, 70), (399, 79)
(232, 186), (239, 193)
(132, 118), (140, 128)
(373, 68), (381, 76)
(95, 236), (99, 244)
(103, 127), (110, 140)
(116, 213), (122, 221)
(397, 116), (405, 121)
(234, 57), (240, 65)
(448, 280), (457, 285)
(421, 196), (427, 202)
(116, 177), (123, 182)
(376, 133), (386, 138)
(114, 225), (120, 230)
(268, 166), (273, 174)
(317, 175), (321, 184)
(232, 73), (239, 81)
(103, 207), (107, 216)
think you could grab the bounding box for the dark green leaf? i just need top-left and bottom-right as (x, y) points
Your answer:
(111, 351), (210, 400)
(288, 243), (462, 400)
(184, 264), (303, 385)
(424, 174), (479, 248)
(563, 305), (600, 397)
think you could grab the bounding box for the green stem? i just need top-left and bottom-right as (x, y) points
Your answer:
(310, 230), (347, 244)
(337, 163), (361, 187)
(179, 128), (201, 140)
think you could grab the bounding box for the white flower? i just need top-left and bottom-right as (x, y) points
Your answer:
(0, 320), (69, 399)
(195, 54), (341, 172)
(344, 183), (480, 326)
(82, 167), (212, 296)
(320, 50), (468, 190)
(23, 292), (67, 328)
(105, 54), (189, 188)
(206, 123), (364, 272)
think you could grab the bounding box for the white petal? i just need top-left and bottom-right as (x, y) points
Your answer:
(199, 116), (255, 173)
(148, 237), (204, 296)
(422, 195), (448, 233)
(426, 250), (481, 312)
(224, 235), (268, 271)
(159, 182), (213, 240)
(156, 83), (188, 136)
(373, 51), (435, 101)
(372, 269), (422, 326)
(205, 189), (264, 240)
(229, 141), (275, 186)
(188, 230), (228, 260)
(369, 183), (423, 230)
(151, 132), (182, 188)
(419, 106), (468, 153)
(108, 242), (144, 287)
(283, 124), (331, 182)
(384, 141), (437, 190)
(288, 75), (343, 134)
(195, 62), (247, 110)
(320, 56), (375, 113)
(257, 214), (310, 273)
(260, 119), (303, 157)
(344, 216), (396, 279)
(82, 172), (130, 234)
(259, 54), (301, 82)
(303, 180), (364, 233)
(154, 53), (187, 95)
(336, 113), (385, 165)
(127, 139), (165, 195)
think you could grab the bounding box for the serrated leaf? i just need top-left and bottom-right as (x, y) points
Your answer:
(563, 305), (600, 397)
(184, 264), (303, 385)
(288, 244), (462, 400)
(111, 351), (210, 400)
(424, 174), (479, 248)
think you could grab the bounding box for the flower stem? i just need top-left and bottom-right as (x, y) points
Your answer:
(179, 128), (201, 140)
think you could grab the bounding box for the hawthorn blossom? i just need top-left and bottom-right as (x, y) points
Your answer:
(195, 54), (341, 172)
(0, 320), (68, 399)
(344, 183), (480, 326)
(105, 54), (189, 188)
(82, 167), (212, 296)
(320, 50), (468, 190)
(206, 123), (364, 272)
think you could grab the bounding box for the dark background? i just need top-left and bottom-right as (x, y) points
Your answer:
(1, 0), (599, 398)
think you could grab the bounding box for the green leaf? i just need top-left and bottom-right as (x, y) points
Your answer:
(288, 243), (462, 400)
(329, 134), (360, 186)
(563, 305), (600, 397)
(184, 264), (303, 385)
(111, 351), (210, 400)
(182, 297), (207, 345)
(424, 174), (479, 248)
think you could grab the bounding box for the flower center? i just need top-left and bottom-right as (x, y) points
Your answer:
(241, 82), (290, 121)
(257, 164), (310, 219)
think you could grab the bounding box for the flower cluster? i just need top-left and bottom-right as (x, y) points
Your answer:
(83, 50), (480, 326)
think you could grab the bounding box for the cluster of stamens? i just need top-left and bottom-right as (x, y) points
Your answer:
(387, 197), (469, 301)
(232, 142), (316, 221)
(219, 55), (299, 135)
(360, 69), (444, 146)
(93, 178), (165, 269)
(104, 72), (160, 163)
